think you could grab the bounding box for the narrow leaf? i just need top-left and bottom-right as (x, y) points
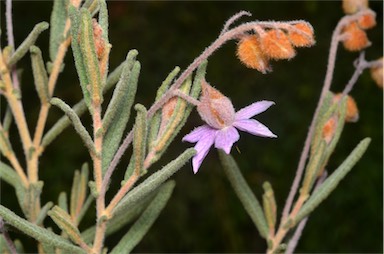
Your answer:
(36, 201), (54, 226)
(218, 151), (269, 239)
(81, 184), (157, 243)
(113, 148), (195, 217)
(49, 0), (68, 61)
(0, 162), (25, 213)
(80, 8), (102, 104)
(8, 22), (49, 66)
(98, 0), (109, 43)
(294, 138), (371, 225)
(124, 104), (148, 180)
(50, 98), (96, 156)
(76, 195), (93, 225)
(69, 6), (91, 111)
(30, 46), (49, 103)
(262, 182), (277, 233)
(0, 205), (85, 253)
(102, 61), (140, 174)
(41, 62), (124, 148)
(110, 181), (175, 254)
(58, 192), (68, 213)
(70, 163), (88, 222)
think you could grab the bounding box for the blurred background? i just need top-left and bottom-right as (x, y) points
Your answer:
(1, 1), (382, 253)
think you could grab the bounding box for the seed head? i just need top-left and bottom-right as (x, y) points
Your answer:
(288, 22), (315, 47)
(357, 12), (377, 30)
(370, 57), (383, 89)
(333, 93), (359, 122)
(342, 22), (370, 52)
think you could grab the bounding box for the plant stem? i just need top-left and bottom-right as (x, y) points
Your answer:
(280, 9), (371, 221)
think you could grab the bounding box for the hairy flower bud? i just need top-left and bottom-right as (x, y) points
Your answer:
(288, 23), (315, 47)
(342, 22), (370, 52)
(261, 29), (296, 60)
(237, 35), (271, 73)
(197, 81), (235, 129)
(342, 0), (368, 14)
(370, 57), (383, 89)
(92, 19), (106, 60)
(322, 116), (337, 144)
(333, 93), (359, 122)
(357, 12), (377, 30)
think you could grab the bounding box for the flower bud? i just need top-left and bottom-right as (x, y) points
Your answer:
(288, 22), (315, 47)
(333, 93), (359, 122)
(357, 12), (376, 30)
(342, 22), (370, 52)
(322, 116), (337, 144)
(370, 57), (383, 88)
(92, 19), (106, 60)
(197, 81), (235, 129)
(261, 29), (296, 60)
(237, 35), (271, 73)
(342, 0), (368, 14)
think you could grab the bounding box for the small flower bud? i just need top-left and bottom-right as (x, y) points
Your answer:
(322, 117), (337, 144)
(261, 29), (296, 60)
(333, 93), (359, 122)
(370, 57), (383, 88)
(197, 81), (235, 129)
(237, 35), (271, 73)
(288, 22), (315, 47)
(92, 19), (106, 60)
(342, 22), (370, 52)
(357, 12), (376, 30)
(342, 0), (368, 14)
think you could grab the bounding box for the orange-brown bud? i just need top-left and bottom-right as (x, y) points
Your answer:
(92, 19), (106, 60)
(357, 12), (376, 30)
(322, 117), (337, 144)
(236, 35), (271, 73)
(342, 22), (370, 52)
(370, 57), (383, 89)
(261, 29), (296, 60)
(342, 0), (368, 14)
(333, 93), (359, 122)
(288, 23), (315, 47)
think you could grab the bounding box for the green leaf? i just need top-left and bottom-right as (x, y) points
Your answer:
(125, 104), (148, 179)
(41, 62), (125, 148)
(218, 151), (269, 239)
(30, 46), (50, 103)
(8, 22), (49, 66)
(69, 6), (91, 112)
(36, 201), (54, 226)
(110, 181), (175, 254)
(70, 163), (88, 221)
(262, 182), (277, 233)
(50, 98), (96, 156)
(98, 0), (109, 43)
(0, 162), (26, 213)
(113, 148), (195, 217)
(81, 183), (157, 243)
(294, 138), (371, 225)
(49, 0), (68, 61)
(58, 192), (68, 213)
(102, 60), (140, 175)
(79, 8), (103, 105)
(0, 205), (85, 253)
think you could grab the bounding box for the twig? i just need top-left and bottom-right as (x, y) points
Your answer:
(285, 171), (328, 254)
(6, 0), (20, 91)
(281, 9), (371, 221)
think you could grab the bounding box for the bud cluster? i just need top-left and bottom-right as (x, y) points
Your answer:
(236, 22), (315, 73)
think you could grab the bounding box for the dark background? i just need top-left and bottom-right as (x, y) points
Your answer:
(1, 1), (382, 253)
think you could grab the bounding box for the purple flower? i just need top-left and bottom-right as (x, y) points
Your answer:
(182, 81), (276, 173)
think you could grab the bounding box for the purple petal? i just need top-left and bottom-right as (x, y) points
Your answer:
(191, 131), (216, 173)
(214, 126), (240, 154)
(182, 125), (215, 143)
(233, 119), (277, 138)
(235, 101), (275, 120)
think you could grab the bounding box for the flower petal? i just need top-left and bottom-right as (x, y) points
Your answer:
(235, 100), (275, 120)
(182, 125), (215, 143)
(234, 119), (277, 138)
(191, 130), (216, 173)
(214, 126), (240, 154)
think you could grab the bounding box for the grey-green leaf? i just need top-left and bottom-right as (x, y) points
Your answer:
(218, 151), (269, 239)
(49, 0), (68, 61)
(0, 205), (85, 253)
(0, 162), (26, 210)
(294, 138), (371, 225)
(113, 148), (195, 218)
(8, 22), (49, 66)
(50, 98), (96, 156)
(30, 46), (49, 103)
(102, 60), (140, 175)
(110, 181), (175, 254)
